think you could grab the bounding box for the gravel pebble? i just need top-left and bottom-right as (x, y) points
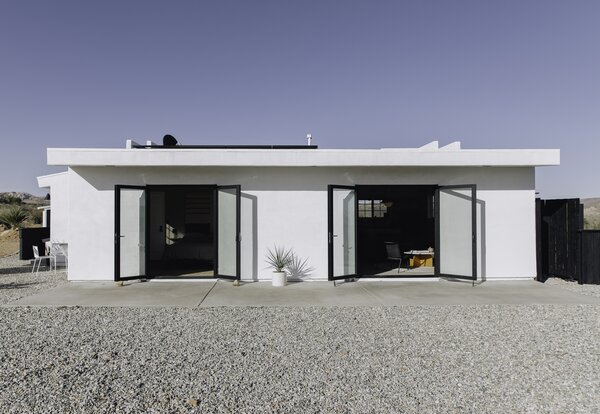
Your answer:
(1, 258), (600, 413)
(545, 277), (600, 299)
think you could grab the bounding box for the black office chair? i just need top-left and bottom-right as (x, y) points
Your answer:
(384, 242), (407, 273)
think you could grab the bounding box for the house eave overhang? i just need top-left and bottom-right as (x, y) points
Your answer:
(37, 171), (68, 188)
(47, 148), (561, 168)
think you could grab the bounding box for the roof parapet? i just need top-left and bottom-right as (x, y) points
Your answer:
(418, 141), (439, 150)
(439, 141), (461, 150)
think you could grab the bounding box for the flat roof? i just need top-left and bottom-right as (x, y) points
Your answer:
(46, 141), (560, 168)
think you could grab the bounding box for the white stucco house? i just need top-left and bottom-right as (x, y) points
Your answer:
(37, 139), (559, 283)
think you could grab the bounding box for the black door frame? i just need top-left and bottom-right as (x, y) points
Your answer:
(434, 184), (477, 281)
(114, 185), (148, 282)
(115, 184), (242, 281)
(327, 185), (358, 281)
(327, 183), (477, 280)
(214, 185), (241, 280)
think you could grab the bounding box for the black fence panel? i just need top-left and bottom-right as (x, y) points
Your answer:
(535, 199), (546, 281)
(19, 227), (50, 260)
(580, 231), (600, 285)
(536, 198), (583, 282)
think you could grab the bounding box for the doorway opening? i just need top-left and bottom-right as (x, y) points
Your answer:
(328, 183), (477, 281)
(115, 184), (241, 281)
(147, 186), (215, 278)
(357, 185), (436, 277)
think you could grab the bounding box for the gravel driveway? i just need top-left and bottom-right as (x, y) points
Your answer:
(1, 255), (600, 413)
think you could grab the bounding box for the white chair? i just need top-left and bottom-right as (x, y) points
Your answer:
(32, 245), (56, 274)
(50, 242), (68, 273)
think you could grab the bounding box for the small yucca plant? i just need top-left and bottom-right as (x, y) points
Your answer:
(0, 206), (29, 229)
(265, 246), (294, 272)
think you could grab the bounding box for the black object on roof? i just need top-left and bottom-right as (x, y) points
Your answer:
(163, 134), (178, 146)
(133, 144), (318, 149)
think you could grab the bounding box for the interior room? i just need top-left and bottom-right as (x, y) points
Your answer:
(147, 186), (215, 278)
(357, 185), (436, 277)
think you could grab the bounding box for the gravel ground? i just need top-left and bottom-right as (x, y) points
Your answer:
(545, 277), (600, 299)
(0, 254), (67, 305)
(1, 258), (600, 413)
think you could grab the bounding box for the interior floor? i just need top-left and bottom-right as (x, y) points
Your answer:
(362, 264), (435, 277)
(357, 185), (437, 278)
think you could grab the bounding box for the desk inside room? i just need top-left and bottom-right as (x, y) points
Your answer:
(404, 250), (434, 268)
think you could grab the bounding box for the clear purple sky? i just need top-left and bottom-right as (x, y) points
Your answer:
(1, 1), (599, 198)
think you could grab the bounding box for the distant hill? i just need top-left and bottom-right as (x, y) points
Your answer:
(0, 192), (46, 204)
(582, 198), (600, 229)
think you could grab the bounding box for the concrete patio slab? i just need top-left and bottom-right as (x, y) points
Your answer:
(200, 279), (600, 307)
(199, 279), (375, 307)
(5, 280), (216, 308)
(359, 279), (600, 305)
(4, 279), (599, 308)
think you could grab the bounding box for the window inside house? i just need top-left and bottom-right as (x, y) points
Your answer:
(358, 199), (389, 218)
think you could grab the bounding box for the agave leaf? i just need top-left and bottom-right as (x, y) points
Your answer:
(265, 245), (294, 272)
(0, 206), (29, 229)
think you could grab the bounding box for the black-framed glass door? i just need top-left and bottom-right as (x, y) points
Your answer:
(215, 185), (241, 280)
(435, 185), (477, 281)
(328, 185), (358, 280)
(115, 185), (147, 281)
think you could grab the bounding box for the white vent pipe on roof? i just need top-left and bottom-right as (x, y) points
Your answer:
(307, 133), (312, 146)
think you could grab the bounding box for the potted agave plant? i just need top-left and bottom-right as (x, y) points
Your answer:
(266, 246), (294, 287)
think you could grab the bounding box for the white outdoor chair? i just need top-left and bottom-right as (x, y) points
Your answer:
(50, 242), (68, 273)
(32, 245), (56, 274)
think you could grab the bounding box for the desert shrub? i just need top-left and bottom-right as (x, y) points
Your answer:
(0, 194), (22, 204)
(584, 217), (600, 230)
(0, 206), (29, 229)
(30, 209), (43, 224)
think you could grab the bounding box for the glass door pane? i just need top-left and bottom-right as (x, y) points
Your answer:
(115, 186), (146, 280)
(328, 185), (357, 280)
(435, 185), (476, 280)
(216, 185), (240, 279)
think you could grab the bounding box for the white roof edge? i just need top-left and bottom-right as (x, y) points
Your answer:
(46, 147), (560, 167)
(37, 170), (68, 188)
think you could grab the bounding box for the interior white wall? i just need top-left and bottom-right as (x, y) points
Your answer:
(65, 166), (536, 282)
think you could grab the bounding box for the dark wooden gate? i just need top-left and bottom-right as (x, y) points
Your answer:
(536, 198), (583, 282)
(579, 230), (600, 285)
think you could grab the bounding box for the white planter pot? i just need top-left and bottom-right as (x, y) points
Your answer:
(272, 271), (287, 287)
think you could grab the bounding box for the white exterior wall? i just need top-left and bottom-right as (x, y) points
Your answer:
(37, 172), (70, 243)
(65, 165), (536, 282)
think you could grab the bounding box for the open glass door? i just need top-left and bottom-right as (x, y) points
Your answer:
(328, 185), (358, 280)
(435, 185), (477, 281)
(215, 185), (241, 280)
(115, 185), (147, 281)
